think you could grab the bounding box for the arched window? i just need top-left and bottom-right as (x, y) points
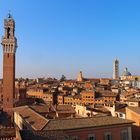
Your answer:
(7, 27), (10, 38)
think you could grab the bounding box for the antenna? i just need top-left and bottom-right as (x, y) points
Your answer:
(8, 10), (12, 18)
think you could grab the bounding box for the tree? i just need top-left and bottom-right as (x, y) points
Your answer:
(60, 75), (66, 82)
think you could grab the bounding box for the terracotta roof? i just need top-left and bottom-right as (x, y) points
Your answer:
(126, 98), (140, 102)
(73, 94), (82, 99)
(116, 107), (126, 114)
(100, 91), (118, 97)
(14, 106), (133, 132)
(55, 105), (75, 114)
(84, 78), (100, 82)
(43, 116), (133, 131)
(14, 106), (49, 130)
(95, 97), (104, 100)
(127, 107), (140, 115)
(30, 104), (55, 114)
(64, 80), (77, 83)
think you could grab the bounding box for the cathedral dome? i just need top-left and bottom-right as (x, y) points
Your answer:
(122, 67), (132, 76)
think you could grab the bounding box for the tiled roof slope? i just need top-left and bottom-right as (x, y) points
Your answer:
(14, 106), (49, 130)
(14, 106), (133, 131)
(43, 116), (133, 131)
(127, 107), (140, 115)
(55, 105), (75, 114)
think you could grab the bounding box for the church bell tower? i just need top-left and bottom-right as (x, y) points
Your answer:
(113, 59), (119, 79)
(1, 13), (17, 115)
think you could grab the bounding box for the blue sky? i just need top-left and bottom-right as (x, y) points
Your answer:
(0, 0), (140, 79)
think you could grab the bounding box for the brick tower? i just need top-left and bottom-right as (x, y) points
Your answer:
(77, 71), (83, 82)
(1, 14), (17, 115)
(113, 59), (119, 79)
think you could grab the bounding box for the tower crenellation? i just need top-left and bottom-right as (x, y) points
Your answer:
(2, 16), (17, 54)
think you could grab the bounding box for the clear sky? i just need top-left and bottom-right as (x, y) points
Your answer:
(0, 0), (140, 79)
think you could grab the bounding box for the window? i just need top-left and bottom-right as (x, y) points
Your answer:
(88, 134), (96, 140)
(7, 27), (10, 38)
(129, 102), (135, 106)
(1, 95), (3, 102)
(121, 130), (128, 140)
(105, 132), (112, 140)
(120, 113), (123, 118)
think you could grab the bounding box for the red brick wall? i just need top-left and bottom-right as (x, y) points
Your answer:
(126, 108), (140, 139)
(3, 53), (15, 115)
(65, 125), (131, 140)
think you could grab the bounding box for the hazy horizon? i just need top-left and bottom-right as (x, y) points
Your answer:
(0, 0), (140, 79)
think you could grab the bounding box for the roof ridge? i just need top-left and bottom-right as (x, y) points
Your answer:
(50, 116), (109, 121)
